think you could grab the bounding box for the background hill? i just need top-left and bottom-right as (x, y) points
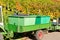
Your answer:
(0, 0), (60, 23)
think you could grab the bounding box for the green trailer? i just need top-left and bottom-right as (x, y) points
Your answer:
(5, 15), (50, 32)
(1, 15), (50, 40)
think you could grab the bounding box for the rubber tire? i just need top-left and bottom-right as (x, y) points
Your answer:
(35, 30), (44, 40)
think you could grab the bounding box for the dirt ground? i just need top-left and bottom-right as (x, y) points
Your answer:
(42, 32), (60, 40)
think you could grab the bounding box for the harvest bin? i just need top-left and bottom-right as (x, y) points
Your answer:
(7, 15), (50, 32)
(8, 15), (36, 26)
(35, 16), (50, 24)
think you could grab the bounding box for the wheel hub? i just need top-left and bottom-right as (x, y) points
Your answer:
(38, 32), (43, 39)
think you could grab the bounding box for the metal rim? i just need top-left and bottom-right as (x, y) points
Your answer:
(38, 32), (43, 39)
(35, 30), (44, 40)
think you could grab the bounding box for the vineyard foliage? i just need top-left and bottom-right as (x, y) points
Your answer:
(0, 0), (60, 22)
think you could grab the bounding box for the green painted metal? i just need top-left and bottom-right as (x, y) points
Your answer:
(5, 24), (17, 32)
(35, 16), (50, 24)
(19, 23), (50, 33)
(8, 15), (36, 26)
(56, 26), (60, 29)
(50, 25), (60, 30)
(0, 32), (7, 35)
(48, 21), (60, 30)
(4, 15), (51, 33)
(8, 16), (22, 25)
(24, 17), (36, 26)
(5, 23), (50, 33)
(35, 16), (41, 24)
(0, 27), (7, 35)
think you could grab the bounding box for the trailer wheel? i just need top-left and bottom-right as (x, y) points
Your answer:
(35, 30), (44, 40)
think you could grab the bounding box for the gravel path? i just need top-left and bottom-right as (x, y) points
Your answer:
(42, 32), (60, 40)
